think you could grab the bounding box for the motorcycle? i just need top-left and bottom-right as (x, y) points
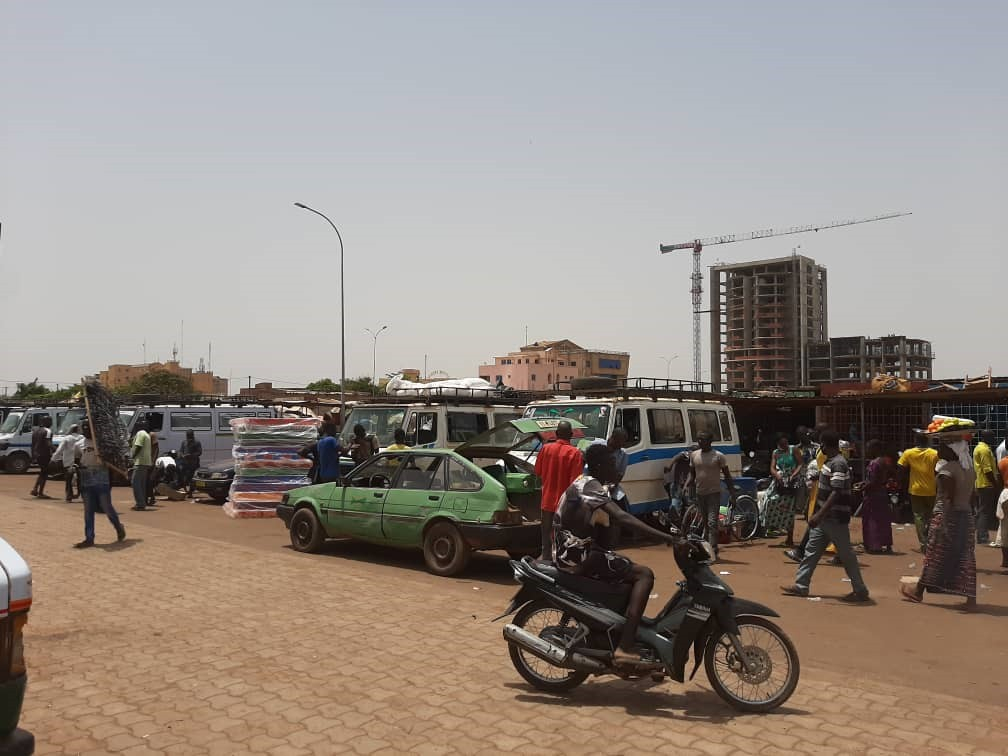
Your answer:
(498, 538), (800, 712)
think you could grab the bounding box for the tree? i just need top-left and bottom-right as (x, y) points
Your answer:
(344, 376), (375, 393)
(305, 378), (340, 393)
(305, 377), (376, 394)
(118, 370), (194, 397)
(12, 379), (49, 400)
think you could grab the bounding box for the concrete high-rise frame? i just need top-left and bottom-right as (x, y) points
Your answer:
(709, 255), (828, 391)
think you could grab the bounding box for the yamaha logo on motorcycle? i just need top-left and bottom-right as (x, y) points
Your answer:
(497, 539), (800, 712)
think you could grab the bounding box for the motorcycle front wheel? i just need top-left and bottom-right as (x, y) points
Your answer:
(729, 495), (760, 541)
(508, 600), (589, 693)
(704, 615), (799, 712)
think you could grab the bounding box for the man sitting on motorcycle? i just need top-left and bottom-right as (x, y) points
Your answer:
(554, 443), (679, 666)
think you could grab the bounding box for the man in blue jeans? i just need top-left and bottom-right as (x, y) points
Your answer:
(781, 429), (869, 602)
(73, 419), (126, 548)
(685, 432), (736, 560)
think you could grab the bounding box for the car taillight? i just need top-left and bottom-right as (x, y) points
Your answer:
(10, 612), (27, 677)
(492, 509), (522, 525)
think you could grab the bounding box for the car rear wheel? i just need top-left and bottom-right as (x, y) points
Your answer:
(422, 521), (471, 576)
(290, 508), (325, 553)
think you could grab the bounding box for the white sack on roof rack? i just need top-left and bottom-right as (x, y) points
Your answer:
(384, 374), (500, 398)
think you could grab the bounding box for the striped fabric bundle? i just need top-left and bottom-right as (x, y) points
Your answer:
(224, 416), (320, 519)
(82, 379), (131, 473)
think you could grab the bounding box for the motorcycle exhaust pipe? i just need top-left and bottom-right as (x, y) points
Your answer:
(503, 624), (606, 673)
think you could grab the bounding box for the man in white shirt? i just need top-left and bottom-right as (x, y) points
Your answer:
(52, 424), (83, 502)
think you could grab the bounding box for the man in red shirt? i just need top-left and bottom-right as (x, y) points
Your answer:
(534, 421), (585, 562)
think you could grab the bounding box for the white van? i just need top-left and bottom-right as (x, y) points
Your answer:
(126, 405), (276, 465)
(340, 401), (526, 453)
(0, 407), (78, 474)
(521, 396), (742, 515)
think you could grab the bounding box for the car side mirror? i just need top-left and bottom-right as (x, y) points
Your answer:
(748, 451), (755, 458)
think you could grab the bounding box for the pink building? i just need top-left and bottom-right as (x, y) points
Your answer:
(478, 339), (630, 391)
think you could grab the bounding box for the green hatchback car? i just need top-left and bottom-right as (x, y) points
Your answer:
(276, 418), (587, 576)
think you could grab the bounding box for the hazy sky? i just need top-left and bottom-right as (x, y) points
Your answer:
(2, 1), (1005, 395)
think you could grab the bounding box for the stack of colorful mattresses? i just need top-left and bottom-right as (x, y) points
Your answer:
(224, 417), (319, 519)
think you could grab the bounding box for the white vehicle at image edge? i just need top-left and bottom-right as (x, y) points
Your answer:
(0, 407), (78, 474)
(0, 537), (34, 754)
(0, 407), (134, 475)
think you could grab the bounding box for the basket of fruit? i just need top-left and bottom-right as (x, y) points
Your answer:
(921, 415), (975, 441)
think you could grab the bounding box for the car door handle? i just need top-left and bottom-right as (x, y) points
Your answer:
(373, 492), (384, 498)
(428, 495), (441, 501)
(640, 455), (650, 461)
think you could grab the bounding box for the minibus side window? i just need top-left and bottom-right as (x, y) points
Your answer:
(718, 411), (733, 441)
(687, 409), (723, 442)
(169, 412), (211, 430)
(614, 408), (642, 446)
(647, 409), (685, 444)
(138, 412), (164, 432)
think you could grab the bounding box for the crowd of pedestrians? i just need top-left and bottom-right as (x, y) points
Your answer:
(763, 422), (1008, 608)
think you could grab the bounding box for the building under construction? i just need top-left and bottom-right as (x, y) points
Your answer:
(710, 255), (827, 391)
(808, 335), (934, 384)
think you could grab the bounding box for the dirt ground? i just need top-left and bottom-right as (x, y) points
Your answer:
(5, 473), (1007, 706)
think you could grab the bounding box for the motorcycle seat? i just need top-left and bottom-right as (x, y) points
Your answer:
(554, 571), (632, 613)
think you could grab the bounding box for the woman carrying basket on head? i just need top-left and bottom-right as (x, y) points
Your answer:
(900, 439), (977, 609)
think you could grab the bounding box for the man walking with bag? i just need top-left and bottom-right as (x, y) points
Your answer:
(781, 430), (869, 602)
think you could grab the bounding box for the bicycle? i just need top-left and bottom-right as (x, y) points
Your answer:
(681, 490), (760, 543)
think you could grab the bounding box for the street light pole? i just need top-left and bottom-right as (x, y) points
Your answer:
(294, 202), (346, 425)
(365, 325), (388, 394)
(659, 354), (679, 381)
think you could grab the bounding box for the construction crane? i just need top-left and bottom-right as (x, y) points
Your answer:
(658, 211), (912, 385)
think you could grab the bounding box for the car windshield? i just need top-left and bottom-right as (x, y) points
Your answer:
(340, 407), (405, 447)
(56, 408), (87, 435)
(525, 404), (610, 439)
(0, 412), (23, 434)
(119, 411), (134, 431)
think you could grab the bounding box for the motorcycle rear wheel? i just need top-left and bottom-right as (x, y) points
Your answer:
(704, 615), (799, 712)
(508, 600), (589, 693)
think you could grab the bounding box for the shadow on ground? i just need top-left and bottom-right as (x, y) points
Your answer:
(510, 681), (809, 722)
(283, 539), (518, 585)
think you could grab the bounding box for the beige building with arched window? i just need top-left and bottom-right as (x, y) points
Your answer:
(478, 340), (630, 391)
